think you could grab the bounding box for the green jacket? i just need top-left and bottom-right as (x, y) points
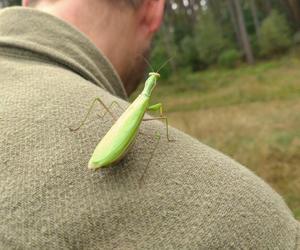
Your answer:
(0, 7), (299, 249)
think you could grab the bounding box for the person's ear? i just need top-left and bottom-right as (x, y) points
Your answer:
(137, 0), (165, 36)
(22, 0), (30, 7)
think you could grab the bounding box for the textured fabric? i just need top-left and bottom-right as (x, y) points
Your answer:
(0, 7), (299, 250)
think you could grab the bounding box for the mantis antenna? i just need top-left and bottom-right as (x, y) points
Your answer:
(156, 57), (173, 73)
(143, 57), (173, 73)
(143, 57), (155, 72)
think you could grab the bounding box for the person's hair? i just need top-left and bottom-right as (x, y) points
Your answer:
(29, 0), (144, 8)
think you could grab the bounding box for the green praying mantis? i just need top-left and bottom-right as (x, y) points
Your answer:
(69, 69), (173, 174)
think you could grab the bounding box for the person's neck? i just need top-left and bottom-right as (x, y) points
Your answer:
(34, 0), (136, 94)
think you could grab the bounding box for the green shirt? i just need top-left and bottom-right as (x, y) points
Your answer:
(0, 7), (299, 249)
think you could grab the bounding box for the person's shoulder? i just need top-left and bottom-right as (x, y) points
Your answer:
(296, 223), (300, 249)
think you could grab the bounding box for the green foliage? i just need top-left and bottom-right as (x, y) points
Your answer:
(179, 35), (198, 70)
(259, 10), (292, 56)
(195, 12), (228, 65)
(172, 12), (194, 45)
(218, 49), (241, 68)
(150, 3), (296, 77)
(194, 11), (229, 65)
(0, 0), (21, 7)
(293, 31), (300, 45)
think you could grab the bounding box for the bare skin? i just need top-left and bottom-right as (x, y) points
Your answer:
(22, 0), (165, 95)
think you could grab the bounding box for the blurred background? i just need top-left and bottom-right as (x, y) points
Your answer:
(1, 0), (299, 219)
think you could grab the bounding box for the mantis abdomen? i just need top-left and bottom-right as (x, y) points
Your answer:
(88, 94), (149, 169)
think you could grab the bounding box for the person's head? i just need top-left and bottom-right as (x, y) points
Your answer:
(22, 0), (165, 95)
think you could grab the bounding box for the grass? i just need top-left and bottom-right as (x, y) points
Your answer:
(150, 55), (300, 112)
(167, 100), (300, 219)
(135, 53), (300, 219)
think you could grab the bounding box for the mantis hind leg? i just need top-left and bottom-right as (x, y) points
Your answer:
(69, 98), (120, 132)
(138, 104), (174, 186)
(138, 131), (161, 188)
(144, 102), (174, 141)
(142, 116), (174, 142)
(97, 101), (125, 119)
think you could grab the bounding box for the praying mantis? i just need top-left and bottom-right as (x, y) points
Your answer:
(69, 71), (173, 173)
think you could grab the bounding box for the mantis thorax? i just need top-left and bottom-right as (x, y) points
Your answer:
(142, 72), (160, 97)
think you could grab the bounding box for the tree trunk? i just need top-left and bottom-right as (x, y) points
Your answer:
(264, 0), (273, 14)
(227, 0), (243, 49)
(250, 0), (260, 38)
(287, 0), (300, 28)
(187, 0), (197, 27)
(232, 0), (255, 64)
(278, 0), (294, 23)
(208, 0), (222, 19)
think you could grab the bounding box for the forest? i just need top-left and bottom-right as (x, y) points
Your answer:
(149, 0), (300, 78)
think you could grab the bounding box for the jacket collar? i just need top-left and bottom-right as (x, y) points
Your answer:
(0, 7), (128, 99)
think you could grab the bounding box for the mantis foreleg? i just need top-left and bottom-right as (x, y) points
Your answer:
(147, 103), (163, 116)
(69, 98), (118, 132)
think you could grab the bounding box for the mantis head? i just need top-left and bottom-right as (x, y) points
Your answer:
(142, 72), (160, 97)
(149, 72), (160, 78)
